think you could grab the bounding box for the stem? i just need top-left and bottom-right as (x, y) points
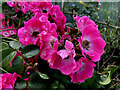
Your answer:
(0, 67), (8, 73)
(99, 43), (118, 72)
(2, 39), (10, 42)
(2, 37), (18, 41)
(63, 11), (120, 30)
(0, 28), (17, 32)
(108, 81), (120, 90)
(17, 18), (21, 29)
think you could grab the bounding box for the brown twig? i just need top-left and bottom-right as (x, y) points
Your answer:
(107, 35), (120, 45)
(63, 11), (120, 30)
(95, 20), (120, 30)
(99, 44), (118, 71)
(108, 81), (120, 90)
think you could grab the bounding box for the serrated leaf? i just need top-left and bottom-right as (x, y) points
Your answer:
(99, 71), (111, 85)
(21, 44), (40, 58)
(38, 72), (49, 79)
(9, 41), (22, 50)
(12, 56), (24, 74)
(1, 49), (17, 68)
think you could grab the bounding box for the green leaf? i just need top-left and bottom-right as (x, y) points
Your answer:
(15, 78), (26, 89)
(48, 81), (65, 90)
(28, 72), (47, 89)
(37, 72), (49, 79)
(12, 56), (24, 74)
(99, 71), (111, 85)
(111, 65), (120, 76)
(21, 44), (40, 58)
(9, 41), (22, 50)
(86, 70), (99, 88)
(0, 42), (9, 51)
(1, 49), (17, 68)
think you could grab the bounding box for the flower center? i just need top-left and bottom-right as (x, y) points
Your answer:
(42, 9), (47, 13)
(32, 32), (39, 37)
(82, 40), (90, 50)
(48, 15), (54, 23)
(4, 32), (8, 35)
(10, 31), (13, 34)
(50, 38), (56, 49)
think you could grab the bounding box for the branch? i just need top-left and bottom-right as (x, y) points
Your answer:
(99, 44), (118, 71)
(0, 28), (17, 32)
(0, 67), (9, 73)
(2, 37), (18, 41)
(94, 20), (120, 30)
(108, 80), (120, 90)
(63, 11), (120, 30)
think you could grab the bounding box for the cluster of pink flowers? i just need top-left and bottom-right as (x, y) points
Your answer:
(1, 1), (106, 89)
(7, 1), (66, 34)
(0, 72), (20, 89)
(0, 13), (17, 37)
(16, 1), (105, 83)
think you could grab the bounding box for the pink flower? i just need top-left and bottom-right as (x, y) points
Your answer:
(38, 32), (58, 62)
(7, 2), (19, 12)
(33, 2), (52, 17)
(0, 31), (10, 37)
(60, 34), (71, 43)
(50, 5), (66, 34)
(18, 2), (30, 14)
(97, 0), (101, 7)
(7, 1), (16, 7)
(70, 57), (95, 83)
(0, 13), (4, 21)
(0, 24), (17, 37)
(49, 53), (76, 75)
(74, 15), (98, 32)
(49, 40), (76, 75)
(9, 30), (17, 36)
(32, 0), (52, 2)
(0, 72), (20, 89)
(18, 15), (57, 46)
(78, 24), (106, 62)
(57, 40), (75, 59)
(18, 17), (44, 46)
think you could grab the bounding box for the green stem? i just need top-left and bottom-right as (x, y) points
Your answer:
(0, 28), (17, 32)
(2, 37), (18, 41)
(2, 39), (10, 42)
(0, 67), (8, 73)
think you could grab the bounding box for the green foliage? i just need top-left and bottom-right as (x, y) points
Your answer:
(21, 44), (40, 58)
(37, 71), (49, 80)
(9, 41), (22, 50)
(28, 72), (47, 89)
(12, 56), (24, 74)
(99, 71), (111, 85)
(1, 48), (17, 68)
